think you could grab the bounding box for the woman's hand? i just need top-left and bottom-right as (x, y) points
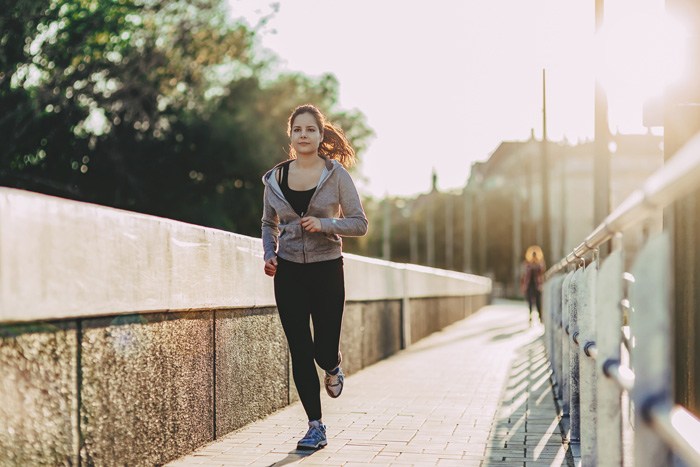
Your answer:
(301, 216), (322, 232)
(264, 257), (278, 277)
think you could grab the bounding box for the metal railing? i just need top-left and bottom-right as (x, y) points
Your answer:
(542, 132), (700, 467)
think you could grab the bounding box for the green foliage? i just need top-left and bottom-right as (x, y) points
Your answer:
(1, 0), (372, 237)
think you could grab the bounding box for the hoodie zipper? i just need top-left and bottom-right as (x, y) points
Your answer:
(300, 169), (332, 263)
(300, 211), (306, 263)
(299, 166), (336, 263)
(266, 161), (334, 264)
(300, 166), (334, 263)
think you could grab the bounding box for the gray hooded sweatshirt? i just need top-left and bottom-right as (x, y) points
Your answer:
(261, 157), (368, 263)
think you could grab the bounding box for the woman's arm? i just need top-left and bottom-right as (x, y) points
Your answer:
(319, 168), (368, 237)
(261, 184), (280, 261)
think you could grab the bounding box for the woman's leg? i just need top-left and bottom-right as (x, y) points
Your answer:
(526, 288), (536, 324)
(274, 259), (322, 421)
(310, 258), (345, 372)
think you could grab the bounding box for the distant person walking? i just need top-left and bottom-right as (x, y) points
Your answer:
(261, 104), (368, 450)
(520, 245), (546, 325)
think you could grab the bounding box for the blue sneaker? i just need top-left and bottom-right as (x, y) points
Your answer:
(296, 420), (327, 450)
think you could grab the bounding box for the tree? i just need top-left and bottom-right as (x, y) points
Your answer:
(1, 0), (373, 237)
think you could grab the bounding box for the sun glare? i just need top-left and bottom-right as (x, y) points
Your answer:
(596, 3), (689, 130)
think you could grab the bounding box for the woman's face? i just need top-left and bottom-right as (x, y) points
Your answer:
(291, 112), (322, 156)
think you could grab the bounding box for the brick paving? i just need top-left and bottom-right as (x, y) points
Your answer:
(167, 301), (572, 466)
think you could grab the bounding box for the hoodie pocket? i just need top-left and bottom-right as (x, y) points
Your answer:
(325, 233), (341, 243)
(278, 223), (302, 253)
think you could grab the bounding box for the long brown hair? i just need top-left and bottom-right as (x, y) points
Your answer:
(287, 104), (356, 168)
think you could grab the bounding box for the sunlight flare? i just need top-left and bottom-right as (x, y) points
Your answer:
(596, 6), (689, 108)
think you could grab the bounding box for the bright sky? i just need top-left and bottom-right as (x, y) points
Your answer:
(228, 0), (678, 197)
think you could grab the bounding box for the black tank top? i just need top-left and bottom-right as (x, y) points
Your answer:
(280, 161), (316, 217)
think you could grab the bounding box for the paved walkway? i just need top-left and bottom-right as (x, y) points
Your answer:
(167, 301), (572, 466)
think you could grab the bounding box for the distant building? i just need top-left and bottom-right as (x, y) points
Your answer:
(466, 131), (663, 294)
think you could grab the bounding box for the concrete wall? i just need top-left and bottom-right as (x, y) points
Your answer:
(0, 188), (490, 324)
(0, 321), (78, 466)
(80, 312), (215, 466)
(214, 308), (288, 438)
(2, 300), (473, 466)
(410, 295), (490, 344)
(0, 188), (491, 466)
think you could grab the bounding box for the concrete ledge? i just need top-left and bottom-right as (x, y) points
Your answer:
(1, 188), (490, 323)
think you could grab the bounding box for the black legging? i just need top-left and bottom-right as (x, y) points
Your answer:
(274, 256), (345, 421)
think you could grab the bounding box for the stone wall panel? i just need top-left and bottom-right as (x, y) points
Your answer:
(80, 312), (213, 467)
(215, 308), (288, 436)
(339, 302), (363, 377)
(0, 321), (77, 466)
(361, 301), (402, 367)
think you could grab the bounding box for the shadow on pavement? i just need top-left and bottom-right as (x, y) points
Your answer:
(489, 326), (531, 342)
(267, 449), (316, 467)
(407, 313), (530, 355)
(483, 334), (574, 466)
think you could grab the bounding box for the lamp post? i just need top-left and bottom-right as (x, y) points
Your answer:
(382, 196), (391, 261)
(542, 69), (552, 265)
(463, 187), (473, 273)
(512, 181), (524, 297)
(477, 185), (488, 275)
(594, 0), (611, 257)
(426, 194), (435, 267)
(402, 201), (417, 264)
(445, 194), (454, 270)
